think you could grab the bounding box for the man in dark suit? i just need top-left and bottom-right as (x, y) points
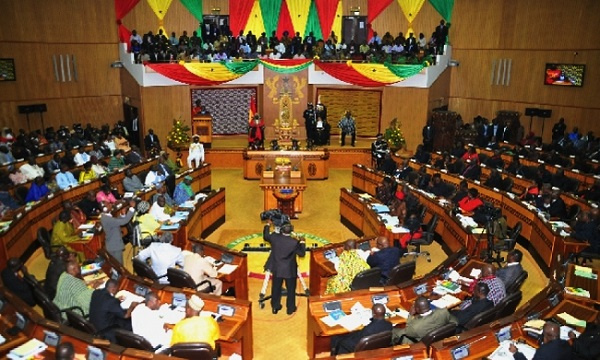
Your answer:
(367, 236), (402, 280)
(428, 173), (454, 198)
(144, 129), (161, 154)
(1, 258), (35, 306)
(45, 246), (74, 300)
(510, 321), (572, 359)
(452, 282), (494, 330)
(124, 145), (145, 165)
(434, 20), (449, 54)
(331, 304), (393, 355)
(422, 120), (434, 151)
(89, 279), (136, 342)
(393, 296), (458, 344)
(263, 221), (306, 315)
(496, 249), (524, 291)
(573, 211), (600, 254)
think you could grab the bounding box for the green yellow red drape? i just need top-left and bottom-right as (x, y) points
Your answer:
(397, 0), (426, 36)
(179, 0), (203, 35)
(367, 0), (394, 41)
(229, 0), (255, 36)
(146, 59), (425, 87)
(146, 0), (174, 34)
(245, 1), (267, 38)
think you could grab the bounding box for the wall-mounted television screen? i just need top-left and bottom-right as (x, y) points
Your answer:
(544, 63), (585, 87)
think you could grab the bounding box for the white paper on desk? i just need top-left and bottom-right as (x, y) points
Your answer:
(158, 303), (186, 324)
(123, 192), (135, 198)
(470, 268), (482, 278)
(356, 249), (370, 262)
(391, 226), (410, 234)
(489, 340), (536, 360)
(337, 313), (365, 331)
(204, 255), (217, 265)
(169, 217), (183, 223)
(560, 325), (580, 340)
(115, 290), (145, 310)
(78, 223), (95, 230)
(218, 264), (238, 275)
(447, 270), (460, 282)
(320, 315), (340, 327)
(430, 294), (461, 309)
(394, 308), (410, 319)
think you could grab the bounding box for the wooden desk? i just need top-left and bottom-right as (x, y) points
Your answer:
(243, 149), (329, 180)
(259, 174), (307, 213)
(565, 263), (600, 302)
(178, 187), (226, 249)
(313, 343), (429, 360)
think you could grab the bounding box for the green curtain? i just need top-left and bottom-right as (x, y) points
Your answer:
(304, 0), (323, 41)
(223, 60), (259, 74)
(259, 0), (283, 36)
(428, 0), (454, 22)
(180, 0), (204, 35)
(384, 63), (425, 78)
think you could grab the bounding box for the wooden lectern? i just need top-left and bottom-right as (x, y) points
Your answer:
(192, 114), (213, 147)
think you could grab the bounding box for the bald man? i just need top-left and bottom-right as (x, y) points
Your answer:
(367, 236), (402, 281)
(53, 260), (94, 317)
(467, 263), (506, 305)
(510, 321), (572, 359)
(392, 296), (457, 345)
(331, 303), (393, 355)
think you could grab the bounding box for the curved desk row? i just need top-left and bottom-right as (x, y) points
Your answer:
(352, 163), (589, 274)
(0, 161), (212, 265)
(98, 249), (253, 359)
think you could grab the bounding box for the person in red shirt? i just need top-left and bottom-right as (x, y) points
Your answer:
(458, 188), (484, 213)
(461, 146), (479, 164)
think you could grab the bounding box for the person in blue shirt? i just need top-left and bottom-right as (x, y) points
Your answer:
(25, 177), (50, 202)
(0, 183), (20, 209)
(56, 163), (78, 190)
(367, 236), (402, 282)
(173, 175), (194, 205)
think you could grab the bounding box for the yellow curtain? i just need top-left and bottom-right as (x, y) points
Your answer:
(245, 1), (266, 38)
(183, 63), (244, 82)
(348, 62), (401, 84)
(286, 0), (312, 37)
(331, 1), (342, 42)
(397, 0), (425, 36)
(147, 0), (174, 34)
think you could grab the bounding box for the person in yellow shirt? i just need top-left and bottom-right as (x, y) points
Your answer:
(78, 162), (97, 183)
(51, 210), (84, 261)
(171, 295), (220, 349)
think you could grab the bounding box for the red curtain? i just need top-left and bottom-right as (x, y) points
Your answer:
(229, 0), (255, 37)
(315, 0), (339, 40)
(314, 60), (386, 87)
(276, 1), (295, 38)
(115, 0), (141, 45)
(146, 64), (226, 86)
(367, 0), (393, 41)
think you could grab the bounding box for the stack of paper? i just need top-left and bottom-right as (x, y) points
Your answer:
(565, 287), (591, 298)
(560, 325), (580, 340)
(179, 200), (196, 209)
(78, 223), (95, 230)
(371, 204), (390, 213)
(448, 270), (473, 284)
(116, 290), (145, 310)
(320, 309), (347, 327)
(489, 340), (536, 360)
(431, 294), (461, 309)
(7, 338), (47, 360)
(439, 280), (462, 293)
(81, 263), (101, 275)
(160, 223), (180, 231)
(217, 264), (238, 275)
(523, 319), (545, 335)
(358, 193), (373, 200)
(574, 265), (598, 280)
(557, 312), (586, 327)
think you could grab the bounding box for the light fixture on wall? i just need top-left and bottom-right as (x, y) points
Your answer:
(448, 59), (460, 67)
(110, 61), (124, 69)
(350, 6), (360, 16)
(211, 7), (221, 14)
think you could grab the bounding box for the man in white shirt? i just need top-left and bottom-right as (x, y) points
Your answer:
(136, 233), (183, 283)
(20, 156), (45, 180)
(183, 243), (223, 295)
(90, 156), (108, 177)
(131, 291), (172, 349)
(145, 165), (166, 187)
(56, 163), (78, 190)
(149, 195), (171, 222)
(74, 147), (90, 166)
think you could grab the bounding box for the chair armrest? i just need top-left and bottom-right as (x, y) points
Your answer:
(60, 306), (85, 317)
(195, 279), (214, 292)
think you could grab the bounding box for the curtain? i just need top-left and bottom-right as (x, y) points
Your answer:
(146, 0), (174, 33)
(397, 0), (426, 36)
(179, 0), (203, 35)
(330, 1), (342, 43)
(276, 1), (295, 38)
(349, 63), (405, 84)
(146, 63), (226, 85)
(184, 62), (254, 82)
(428, 0), (454, 22)
(229, 0), (255, 36)
(314, 60), (390, 87)
(192, 88), (257, 134)
(223, 60), (260, 74)
(315, 0), (339, 40)
(259, 0), (283, 37)
(285, 0), (312, 37)
(245, 0), (266, 38)
(260, 59), (313, 73)
(385, 62), (425, 78)
(304, 1), (323, 41)
(367, 0), (394, 41)
(115, 0), (141, 45)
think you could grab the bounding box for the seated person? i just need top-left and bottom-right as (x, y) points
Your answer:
(125, 145), (144, 165)
(462, 160), (481, 180)
(56, 163), (78, 190)
(570, 314), (600, 360)
(8, 167), (28, 185)
(96, 184), (117, 204)
(412, 144), (430, 164)
(122, 168), (144, 192)
(114, 133), (131, 152)
(90, 156), (108, 177)
(484, 169), (503, 189)
(510, 321), (572, 359)
(24, 176), (49, 202)
(151, 183), (175, 206)
(150, 195), (173, 222)
(107, 150), (126, 172)
(458, 188), (484, 213)
(135, 200), (165, 244)
(20, 156), (45, 180)
(331, 304), (393, 355)
(78, 161), (96, 183)
(573, 211), (600, 254)
(131, 291), (172, 349)
(505, 155), (523, 175)
(145, 165), (166, 187)
(376, 177), (397, 206)
(452, 180), (469, 204)
(0, 183), (20, 209)
(392, 296), (458, 344)
(51, 210), (80, 247)
(53, 260), (94, 317)
(484, 149), (504, 169)
(367, 236), (402, 281)
(171, 295), (220, 348)
(461, 146), (479, 164)
(56, 342), (75, 360)
(396, 159), (413, 180)
(451, 282), (493, 330)
(63, 200), (86, 229)
(173, 175), (194, 205)
(45, 246), (73, 300)
(465, 263), (506, 305)
(428, 173), (454, 198)
(89, 279), (136, 342)
(160, 151), (181, 175)
(183, 243), (223, 295)
(496, 249), (525, 290)
(325, 239), (370, 294)
(73, 147), (90, 166)
(379, 153), (397, 176)
(1, 258), (35, 306)
(536, 193), (567, 219)
(136, 231), (183, 283)
(78, 190), (101, 218)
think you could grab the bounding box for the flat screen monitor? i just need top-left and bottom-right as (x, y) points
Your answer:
(544, 63), (585, 87)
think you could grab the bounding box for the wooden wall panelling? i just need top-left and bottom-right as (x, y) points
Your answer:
(316, 87), (382, 137)
(427, 69), (451, 114)
(380, 86), (429, 152)
(120, 68), (142, 109)
(140, 85), (191, 145)
(343, 0), (367, 16)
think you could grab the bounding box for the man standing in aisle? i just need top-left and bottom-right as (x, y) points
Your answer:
(303, 103), (317, 144)
(263, 221), (306, 315)
(100, 200), (136, 264)
(338, 110), (356, 147)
